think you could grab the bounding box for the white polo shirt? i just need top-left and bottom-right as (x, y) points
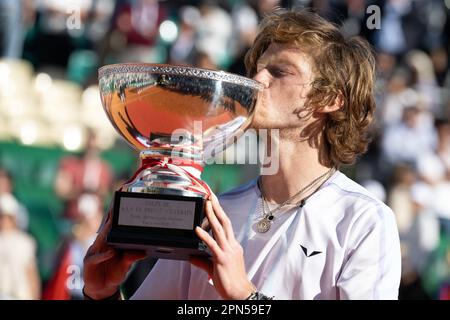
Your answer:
(131, 171), (401, 300)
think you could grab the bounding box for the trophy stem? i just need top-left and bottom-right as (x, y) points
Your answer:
(140, 149), (204, 176)
(120, 149), (210, 199)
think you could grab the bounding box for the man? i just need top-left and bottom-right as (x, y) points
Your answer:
(83, 9), (401, 300)
(382, 105), (436, 170)
(43, 193), (105, 300)
(54, 129), (113, 220)
(0, 193), (41, 299)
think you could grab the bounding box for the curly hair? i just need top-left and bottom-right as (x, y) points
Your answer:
(245, 9), (376, 167)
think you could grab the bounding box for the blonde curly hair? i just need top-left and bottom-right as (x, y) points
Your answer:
(245, 9), (376, 167)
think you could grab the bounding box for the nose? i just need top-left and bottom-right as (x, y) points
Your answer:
(252, 69), (270, 88)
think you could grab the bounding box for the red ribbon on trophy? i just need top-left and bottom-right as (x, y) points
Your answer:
(123, 157), (211, 198)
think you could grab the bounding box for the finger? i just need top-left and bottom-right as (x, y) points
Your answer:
(89, 210), (113, 253)
(103, 207), (114, 230)
(210, 194), (235, 240)
(84, 249), (115, 265)
(204, 200), (228, 248)
(195, 226), (222, 257)
(96, 207), (113, 238)
(189, 257), (213, 276)
(200, 217), (210, 232)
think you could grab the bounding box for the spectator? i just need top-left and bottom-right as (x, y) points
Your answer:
(54, 129), (113, 220)
(393, 174), (438, 300)
(0, 0), (35, 58)
(417, 120), (450, 236)
(373, 0), (427, 56)
(388, 165), (416, 240)
(382, 106), (436, 169)
(405, 50), (442, 118)
(378, 67), (417, 128)
(169, 6), (201, 66)
(113, 0), (167, 63)
(0, 193), (40, 300)
(430, 47), (449, 88)
(0, 169), (29, 231)
(43, 193), (104, 300)
(417, 120), (450, 185)
(195, 0), (233, 67)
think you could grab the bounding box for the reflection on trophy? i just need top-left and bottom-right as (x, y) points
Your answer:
(98, 64), (262, 260)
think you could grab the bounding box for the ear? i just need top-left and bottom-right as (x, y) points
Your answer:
(318, 92), (344, 114)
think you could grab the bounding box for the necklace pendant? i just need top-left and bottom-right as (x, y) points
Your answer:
(256, 218), (271, 233)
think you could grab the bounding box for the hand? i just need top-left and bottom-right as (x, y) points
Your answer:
(189, 194), (255, 300)
(83, 208), (147, 300)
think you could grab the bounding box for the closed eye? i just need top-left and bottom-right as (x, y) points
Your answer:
(267, 65), (292, 78)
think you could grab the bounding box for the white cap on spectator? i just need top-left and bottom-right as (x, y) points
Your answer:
(0, 193), (20, 217)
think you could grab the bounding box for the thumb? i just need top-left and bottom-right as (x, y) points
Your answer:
(189, 257), (213, 276)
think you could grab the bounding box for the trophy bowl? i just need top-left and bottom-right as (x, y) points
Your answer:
(98, 63), (262, 260)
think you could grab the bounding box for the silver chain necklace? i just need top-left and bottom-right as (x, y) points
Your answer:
(256, 168), (335, 233)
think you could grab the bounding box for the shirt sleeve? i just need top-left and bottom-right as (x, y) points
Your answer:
(337, 202), (401, 300)
(130, 259), (191, 300)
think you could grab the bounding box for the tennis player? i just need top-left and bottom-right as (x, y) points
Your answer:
(83, 9), (401, 300)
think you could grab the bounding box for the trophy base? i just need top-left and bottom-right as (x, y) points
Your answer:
(107, 191), (211, 261)
(107, 231), (211, 260)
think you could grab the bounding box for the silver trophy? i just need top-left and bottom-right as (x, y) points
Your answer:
(98, 64), (262, 260)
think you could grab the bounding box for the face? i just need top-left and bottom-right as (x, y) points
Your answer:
(251, 43), (316, 135)
(0, 214), (15, 231)
(0, 172), (11, 194)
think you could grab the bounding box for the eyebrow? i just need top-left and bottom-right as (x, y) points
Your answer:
(257, 56), (304, 75)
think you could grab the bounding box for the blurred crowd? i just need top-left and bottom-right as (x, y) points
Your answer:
(0, 0), (450, 300)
